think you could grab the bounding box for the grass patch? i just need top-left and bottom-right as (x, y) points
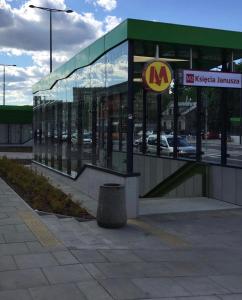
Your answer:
(0, 157), (92, 219)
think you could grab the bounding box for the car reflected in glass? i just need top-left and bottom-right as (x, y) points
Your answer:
(146, 135), (196, 157)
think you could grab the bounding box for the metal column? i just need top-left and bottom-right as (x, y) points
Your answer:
(240, 89), (242, 145)
(156, 94), (162, 156)
(119, 93), (123, 152)
(67, 102), (72, 175)
(107, 95), (113, 169)
(77, 98), (83, 172)
(92, 93), (97, 165)
(221, 89), (228, 165)
(57, 102), (63, 171)
(142, 88), (147, 154)
(127, 40), (134, 174)
(44, 105), (48, 165)
(173, 71), (179, 158)
(39, 106), (43, 163)
(50, 104), (55, 168)
(196, 87), (202, 161)
(221, 56), (228, 166)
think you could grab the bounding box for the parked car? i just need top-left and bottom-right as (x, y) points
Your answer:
(146, 135), (196, 157)
(71, 132), (92, 145)
(83, 132), (92, 144)
(62, 132), (68, 141)
(134, 130), (154, 147)
(134, 136), (143, 147)
(136, 130), (154, 137)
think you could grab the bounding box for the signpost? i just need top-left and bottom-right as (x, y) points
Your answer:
(142, 60), (173, 156)
(180, 69), (242, 89)
(142, 60), (173, 93)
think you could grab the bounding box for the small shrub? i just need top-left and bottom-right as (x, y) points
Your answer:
(0, 157), (90, 218)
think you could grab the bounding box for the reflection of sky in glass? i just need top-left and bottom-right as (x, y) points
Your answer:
(91, 42), (128, 88)
(106, 42), (128, 87)
(76, 67), (91, 88)
(35, 41), (128, 104)
(91, 57), (106, 88)
(106, 55), (128, 87)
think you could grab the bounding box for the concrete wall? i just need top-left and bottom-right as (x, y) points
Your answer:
(0, 125), (8, 143)
(0, 124), (32, 145)
(76, 166), (139, 218)
(134, 154), (203, 198)
(209, 165), (242, 205)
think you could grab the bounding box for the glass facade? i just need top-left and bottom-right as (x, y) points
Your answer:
(34, 34), (242, 177)
(132, 40), (242, 169)
(33, 42), (128, 176)
(133, 41), (195, 159)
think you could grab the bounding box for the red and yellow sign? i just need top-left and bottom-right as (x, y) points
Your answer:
(142, 60), (173, 93)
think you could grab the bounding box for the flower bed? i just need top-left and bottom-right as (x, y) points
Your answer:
(0, 157), (92, 219)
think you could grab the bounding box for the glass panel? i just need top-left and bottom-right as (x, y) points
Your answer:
(201, 88), (221, 164)
(177, 86), (197, 160)
(33, 41), (128, 175)
(146, 92), (157, 155)
(133, 40), (193, 161)
(227, 88), (242, 167)
(62, 102), (68, 173)
(105, 42), (128, 173)
(133, 85), (143, 153)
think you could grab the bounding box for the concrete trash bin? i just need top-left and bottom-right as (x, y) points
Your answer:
(97, 183), (127, 228)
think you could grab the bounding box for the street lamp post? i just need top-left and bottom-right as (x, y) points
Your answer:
(0, 64), (16, 106)
(29, 5), (73, 73)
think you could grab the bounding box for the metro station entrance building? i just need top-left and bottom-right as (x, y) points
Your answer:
(33, 19), (242, 216)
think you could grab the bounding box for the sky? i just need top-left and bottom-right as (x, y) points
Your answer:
(1, 0), (242, 106)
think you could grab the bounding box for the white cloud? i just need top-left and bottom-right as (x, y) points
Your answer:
(96, 0), (117, 11)
(104, 15), (121, 32)
(87, 0), (117, 11)
(0, 2), (103, 53)
(0, 0), (121, 105)
(0, 65), (47, 105)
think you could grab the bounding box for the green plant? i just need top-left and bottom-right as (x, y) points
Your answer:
(0, 157), (90, 218)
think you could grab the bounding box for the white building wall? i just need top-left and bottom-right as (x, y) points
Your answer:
(133, 154), (203, 197)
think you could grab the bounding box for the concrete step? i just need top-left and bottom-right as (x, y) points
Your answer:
(139, 196), (240, 216)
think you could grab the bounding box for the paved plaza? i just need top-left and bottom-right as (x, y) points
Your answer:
(0, 176), (242, 299)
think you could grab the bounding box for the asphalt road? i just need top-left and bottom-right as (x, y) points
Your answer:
(132, 139), (242, 167)
(201, 140), (242, 167)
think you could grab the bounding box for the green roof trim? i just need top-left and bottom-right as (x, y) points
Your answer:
(127, 19), (242, 50)
(33, 18), (242, 93)
(0, 105), (33, 124)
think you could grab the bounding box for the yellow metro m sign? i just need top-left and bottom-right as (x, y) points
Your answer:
(142, 60), (173, 93)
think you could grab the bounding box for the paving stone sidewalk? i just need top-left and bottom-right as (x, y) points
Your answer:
(0, 176), (242, 299)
